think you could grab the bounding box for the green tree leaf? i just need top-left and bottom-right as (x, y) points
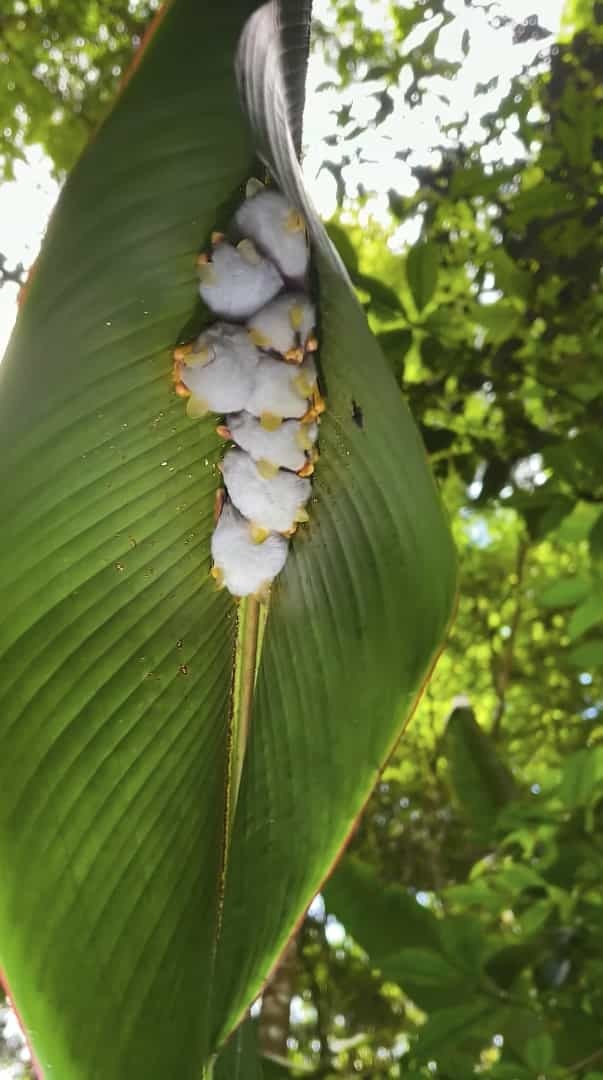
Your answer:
(386, 948), (460, 986)
(213, 1017), (290, 1079)
(406, 241), (439, 312)
(444, 705), (517, 841)
(489, 1067), (532, 1080)
(214, 1017), (264, 1080)
(325, 221), (359, 275)
(524, 1033), (554, 1072)
(0, 4), (257, 1076)
(413, 1001), (490, 1058)
(322, 858), (475, 1011)
(438, 915), (485, 977)
(559, 748), (603, 809)
(568, 639), (603, 670)
(568, 586), (603, 640)
(323, 855), (440, 957)
(354, 271), (404, 314)
(0, 1), (457, 1076)
(539, 577), (590, 608)
(376, 328), (413, 380)
(489, 249), (531, 300)
(588, 512), (603, 559)
(485, 945), (539, 991)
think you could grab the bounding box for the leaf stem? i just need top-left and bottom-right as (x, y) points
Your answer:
(232, 595), (261, 814)
(215, 596), (265, 953)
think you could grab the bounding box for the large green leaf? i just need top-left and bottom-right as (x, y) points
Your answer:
(0, 0), (456, 1075)
(214, 1016), (263, 1080)
(0, 4), (257, 1076)
(209, 3), (456, 1043)
(214, 1016), (291, 1079)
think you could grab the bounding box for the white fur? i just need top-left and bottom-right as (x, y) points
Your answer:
(247, 292), (316, 355)
(222, 449), (312, 533)
(211, 502), (288, 596)
(199, 241), (283, 320)
(226, 412), (318, 472)
(235, 190), (309, 280)
(181, 323), (259, 413)
(246, 355), (318, 421)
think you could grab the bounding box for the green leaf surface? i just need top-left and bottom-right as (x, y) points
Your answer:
(0, 3), (257, 1076)
(262, 1061), (291, 1079)
(524, 1033), (554, 1072)
(568, 639), (603, 671)
(489, 249), (531, 301)
(406, 241), (439, 312)
(214, 1016), (264, 1080)
(538, 577), (590, 608)
(485, 944), (539, 991)
(519, 899), (554, 937)
(0, 0), (456, 1075)
(325, 221), (359, 275)
(444, 705), (517, 841)
(322, 857), (475, 1011)
(208, 2), (456, 1046)
(588, 511), (603, 558)
(386, 948), (461, 987)
(559, 747), (603, 809)
(413, 1001), (490, 1059)
(376, 328), (413, 380)
(568, 586), (603, 640)
(438, 914), (485, 977)
(489, 1067), (532, 1080)
(354, 271), (404, 314)
(553, 1008), (603, 1067)
(323, 855), (440, 958)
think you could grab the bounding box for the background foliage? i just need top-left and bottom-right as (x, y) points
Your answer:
(1, 0), (602, 1077)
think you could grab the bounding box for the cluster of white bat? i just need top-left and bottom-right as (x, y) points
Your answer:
(173, 180), (323, 598)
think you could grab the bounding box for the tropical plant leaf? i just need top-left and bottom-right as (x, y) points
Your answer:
(208, 3), (456, 1044)
(406, 241), (439, 312)
(0, 0), (456, 1075)
(0, 4), (259, 1076)
(214, 1016), (264, 1080)
(444, 704), (516, 841)
(213, 1015), (291, 1078)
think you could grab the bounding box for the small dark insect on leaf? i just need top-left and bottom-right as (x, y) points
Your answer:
(352, 400), (364, 429)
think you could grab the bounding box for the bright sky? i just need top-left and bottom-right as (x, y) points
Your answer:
(0, 0), (566, 363)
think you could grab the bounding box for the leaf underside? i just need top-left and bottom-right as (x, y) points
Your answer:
(0, 1), (457, 1077)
